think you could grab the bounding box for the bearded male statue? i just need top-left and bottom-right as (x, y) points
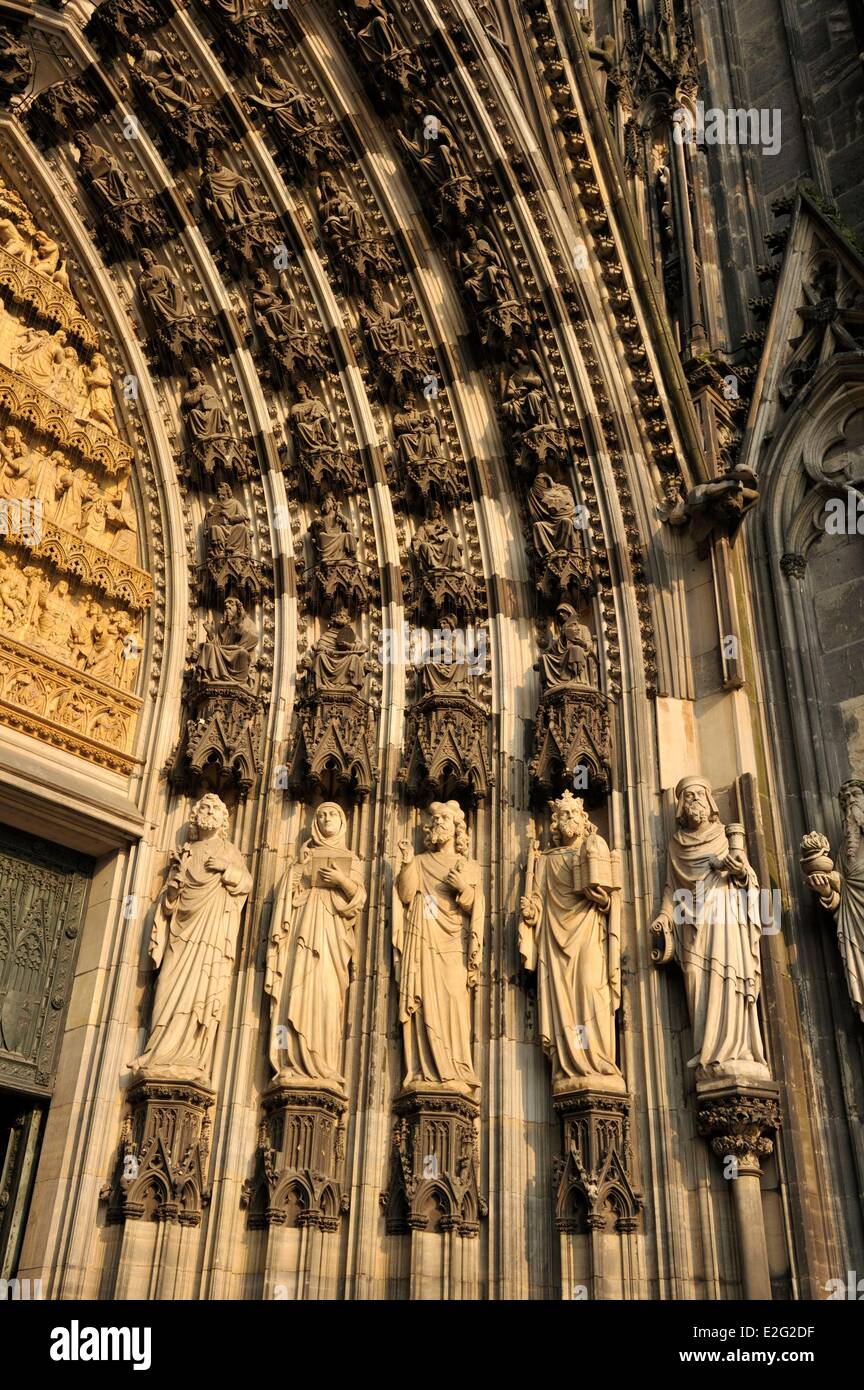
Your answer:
(651, 776), (770, 1084)
(518, 792), (624, 1093)
(392, 801), (484, 1095)
(132, 794), (252, 1087)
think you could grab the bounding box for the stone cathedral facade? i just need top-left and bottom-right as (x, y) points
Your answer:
(0, 0), (861, 1303)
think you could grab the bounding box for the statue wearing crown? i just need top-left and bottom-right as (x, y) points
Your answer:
(518, 792), (625, 1094)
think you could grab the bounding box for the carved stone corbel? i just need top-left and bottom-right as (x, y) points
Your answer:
(381, 1090), (486, 1238)
(242, 1086), (348, 1232)
(553, 1091), (642, 1233)
(102, 1080), (214, 1227)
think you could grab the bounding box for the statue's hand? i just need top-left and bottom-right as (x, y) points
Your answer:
(584, 884), (610, 910)
(397, 839), (414, 865)
(205, 853), (228, 874)
(319, 867), (352, 896)
(808, 872), (831, 894)
(519, 895), (538, 926)
(447, 866), (468, 894)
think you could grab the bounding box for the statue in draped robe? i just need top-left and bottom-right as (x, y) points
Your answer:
(651, 777), (770, 1083)
(132, 794), (251, 1085)
(265, 802), (366, 1091)
(302, 611), (369, 693)
(519, 793), (624, 1093)
(196, 597), (258, 685)
(393, 801), (483, 1095)
(801, 779), (864, 1025)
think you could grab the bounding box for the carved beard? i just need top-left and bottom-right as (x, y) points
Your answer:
(842, 799), (864, 862)
(194, 811), (225, 837)
(425, 824), (453, 850)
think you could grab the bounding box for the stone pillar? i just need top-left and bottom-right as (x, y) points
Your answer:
(696, 1084), (781, 1301)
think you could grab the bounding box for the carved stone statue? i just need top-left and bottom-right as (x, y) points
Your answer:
(418, 614), (475, 697)
(801, 780), (864, 1024)
(393, 801), (484, 1094)
(128, 35), (224, 161)
(456, 223), (516, 307)
(139, 248), (217, 363)
(204, 483), (251, 557)
(246, 60), (340, 169)
(310, 493), (370, 611)
(196, 597), (258, 685)
(529, 474), (594, 600)
(201, 151), (269, 228)
(504, 350), (564, 465)
(182, 367), (245, 477)
(200, 151), (273, 261)
(397, 101), (482, 221)
(393, 394), (459, 504)
(455, 223), (526, 344)
(317, 171), (394, 291)
(651, 777), (770, 1083)
(359, 294), (421, 400)
(80, 352), (115, 431)
(537, 605), (598, 690)
(132, 793), (252, 1086)
(252, 270), (326, 381)
(73, 133), (167, 248)
(302, 611), (370, 694)
(412, 502), (463, 572)
(518, 792), (624, 1093)
(412, 502), (475, 620)
(0, 25), (33, 101)
(265, 802), (366, 1091)
(348, 0), (423, 88)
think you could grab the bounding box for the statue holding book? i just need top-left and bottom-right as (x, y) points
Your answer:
(518, 791), (624, 1093)
(265, 803), (366, 1093)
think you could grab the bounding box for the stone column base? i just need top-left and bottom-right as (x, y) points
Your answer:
(552, 1087), (642, 1233)
(102, 1079), (215, 1227)
(380, 1088), (487, 1238)
(241, 1084), (348, 1231)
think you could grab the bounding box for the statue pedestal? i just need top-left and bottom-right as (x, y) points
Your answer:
(696, 1080), (781, 1300)
(551, 1085), (642, 1300)
(552, 1086), (641, 1233)
(381, 1088), (486, 1238)
(105, 1078), (214, 1227)
(243, 1083), (348, 1232)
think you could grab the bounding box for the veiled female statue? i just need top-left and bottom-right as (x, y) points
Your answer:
(132, 794), (252, 1086)
(651, 777), (770, 1082)
(265, 803), (366, 1092)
